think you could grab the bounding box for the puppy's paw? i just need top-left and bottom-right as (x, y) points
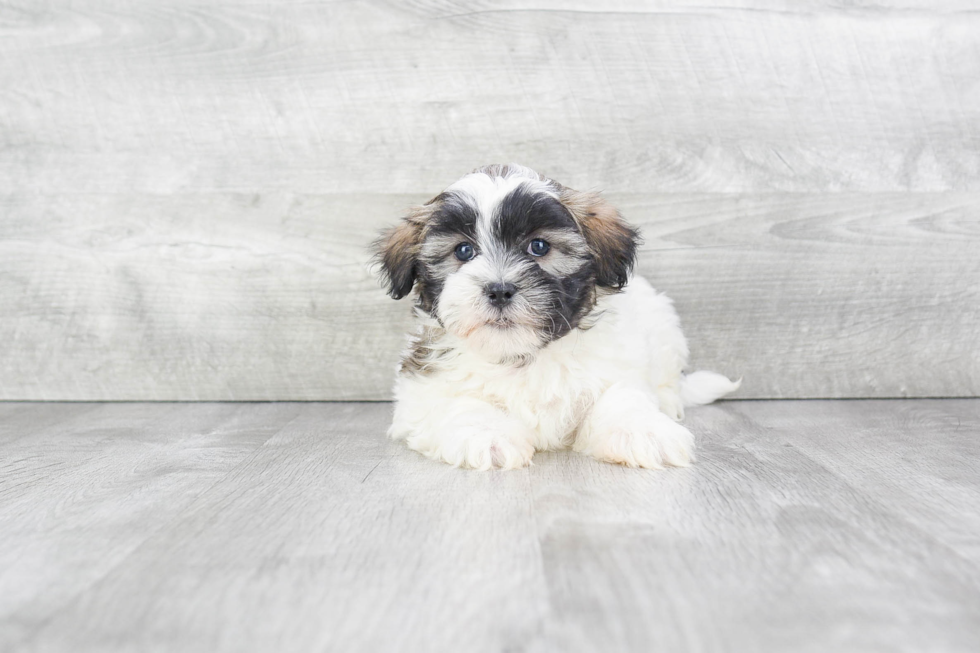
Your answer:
(574, 384), (695, 469)
(451, 429), (535, 470)
(576, 415), (694, 469)
(395, 401), (536, 470)
(414, 425), (535, 470)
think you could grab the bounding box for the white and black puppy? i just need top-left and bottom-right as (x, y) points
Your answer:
(375, 164), (739, 470)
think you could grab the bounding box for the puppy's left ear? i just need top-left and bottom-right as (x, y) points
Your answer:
(559, 189), (639, 289)
(374, 211), (425, 300)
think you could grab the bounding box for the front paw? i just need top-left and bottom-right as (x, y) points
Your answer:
(417, 427), (535, 470)
(574, 384), (695, 469)
(396, 411), (535, 471)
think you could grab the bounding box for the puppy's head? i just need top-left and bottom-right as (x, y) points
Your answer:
(375, 164), (638, 362)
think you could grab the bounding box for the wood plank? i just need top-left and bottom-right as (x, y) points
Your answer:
(1, 1), (978, 194)
(14, 402), (549, 653)
(0, 403), (103, 444)
(6, 400), (979, 653)
(733, 399), (980, 560)
(0, 402), (301, 651)
(1, 192), (977, 400)
(3, 0), (978, 399)
(0, 193), (419, 401)
(626, 193), (980, 399)
(526, 399), (980, 652)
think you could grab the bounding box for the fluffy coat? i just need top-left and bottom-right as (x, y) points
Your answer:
(376, 164), (739, 470)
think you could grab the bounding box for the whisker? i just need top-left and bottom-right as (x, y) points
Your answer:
(560, 312), (572, 332)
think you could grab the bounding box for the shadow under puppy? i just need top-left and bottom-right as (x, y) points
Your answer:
(375, 164), (739, 470)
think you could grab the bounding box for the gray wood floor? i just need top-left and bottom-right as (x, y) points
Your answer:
(1, 400), (978, 652)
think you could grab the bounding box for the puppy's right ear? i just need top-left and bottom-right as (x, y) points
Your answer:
(374, 212), (425, 300)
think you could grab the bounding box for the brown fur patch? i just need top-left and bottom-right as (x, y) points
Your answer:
(374, 204), (433, 299)
(400, 324), (446, 375)
(557, 188), (639, 289)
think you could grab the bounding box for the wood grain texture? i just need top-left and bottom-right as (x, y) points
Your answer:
(0, 402), (302, 650)
(1, 0), (978, 193)
(2, 0), (978, 399)
(2, 399), (978, 652)
(1, 192), (977, 400)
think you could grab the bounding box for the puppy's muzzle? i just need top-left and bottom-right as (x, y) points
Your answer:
(485, 282), (517, 308)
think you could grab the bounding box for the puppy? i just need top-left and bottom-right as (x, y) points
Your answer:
(374, 164), (739, 470)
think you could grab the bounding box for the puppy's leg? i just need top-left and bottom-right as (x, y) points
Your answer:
(574, 382), (694, 469)
(389, 394), (535, 470)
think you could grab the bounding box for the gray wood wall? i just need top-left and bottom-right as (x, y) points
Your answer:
(1, 0), (978, 400)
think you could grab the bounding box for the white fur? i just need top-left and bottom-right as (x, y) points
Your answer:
(437, 251), (546, 361)
(389, 275), (739, 470)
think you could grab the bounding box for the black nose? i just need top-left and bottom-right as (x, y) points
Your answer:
(485, 282), (517, 307)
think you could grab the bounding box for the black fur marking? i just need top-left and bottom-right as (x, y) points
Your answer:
(416, 265), (445, 314)
(493, 185), (578, 247)
(594, 223), (639, 289)
(490, 184), (598, 341)
(415, 193), (481, 313)
(548, 265), (597, 339)
(426, 193), (480, 242)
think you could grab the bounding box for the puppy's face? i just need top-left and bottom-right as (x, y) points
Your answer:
(376, 164), (638, 362)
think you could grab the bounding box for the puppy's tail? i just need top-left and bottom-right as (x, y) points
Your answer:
(680, 371), (741, 407)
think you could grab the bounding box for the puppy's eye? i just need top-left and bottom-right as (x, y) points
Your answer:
(527, 238), (550, 257)
(454, 242), (476, 262)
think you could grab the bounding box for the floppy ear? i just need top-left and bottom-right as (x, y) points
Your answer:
(374, 211), (425, 300)
(559, 189), (639, 289)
